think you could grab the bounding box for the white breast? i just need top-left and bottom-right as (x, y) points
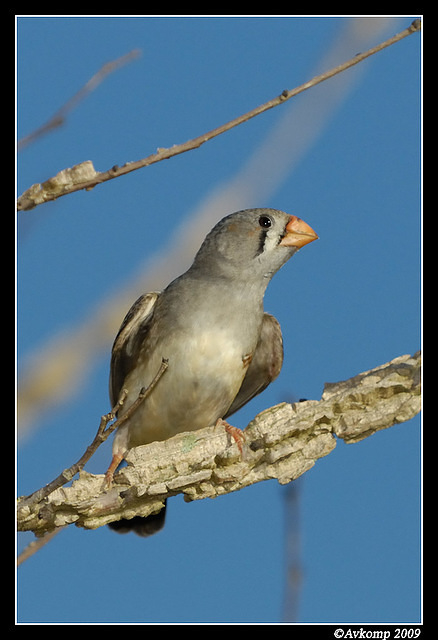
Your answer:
(118, 328), (250, 449)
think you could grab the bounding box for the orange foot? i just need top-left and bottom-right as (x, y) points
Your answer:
(216, 418), (245, 455)
(104, 452), (124, 487)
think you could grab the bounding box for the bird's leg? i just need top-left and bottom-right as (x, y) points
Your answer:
(103, 359), (170, 488)
(104, 452), (125, 487)
(216, 418), (245, 455)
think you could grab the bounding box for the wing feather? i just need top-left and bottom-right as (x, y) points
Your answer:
(225, 313), (283, 418)
(109, 292), (160, 405)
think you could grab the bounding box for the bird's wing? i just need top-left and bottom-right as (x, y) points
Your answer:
(225, 312), (284, 418)
(109, 292), (160, 406)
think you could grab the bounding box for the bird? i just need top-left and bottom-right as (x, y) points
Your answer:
(105, 208), (318, 536)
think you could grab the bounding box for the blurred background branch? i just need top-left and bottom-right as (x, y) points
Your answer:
(16, 16), (421, 623)
(17, 17), (417, 438)
(16, 20), (420, 211)
(17, 48), (141, 152)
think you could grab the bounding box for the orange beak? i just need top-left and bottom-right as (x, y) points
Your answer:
(279, 215), (318, 249)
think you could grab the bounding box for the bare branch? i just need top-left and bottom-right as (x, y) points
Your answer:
(17, 49), (141, 152)
(17, 19), (420, 436)
(17, 19), (421, 211)
(21, 358), (168, 509)
(17, 352), (421, 538)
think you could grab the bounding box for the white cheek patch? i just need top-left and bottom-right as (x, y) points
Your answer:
(262, 226), (281, 253)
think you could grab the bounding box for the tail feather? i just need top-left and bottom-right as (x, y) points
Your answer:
(108, 501), (167, 537)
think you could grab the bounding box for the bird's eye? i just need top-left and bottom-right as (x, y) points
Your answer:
(258, 216), (272, 228)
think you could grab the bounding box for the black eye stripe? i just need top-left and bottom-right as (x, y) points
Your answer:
(255, 227), (269, 256)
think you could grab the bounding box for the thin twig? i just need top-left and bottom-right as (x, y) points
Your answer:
(17, 527), (66, 566)
(19, 358), (168, 509)
(17, 19), (421, 211)
(17, 49), (141, 152)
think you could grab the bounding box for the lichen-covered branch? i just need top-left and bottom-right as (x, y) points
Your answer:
(17, 352), (421, 536)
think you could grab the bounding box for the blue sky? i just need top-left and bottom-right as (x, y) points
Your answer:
(17, 16), (421, 624)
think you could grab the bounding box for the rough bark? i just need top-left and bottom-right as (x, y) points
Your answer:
(17, 352), (421, 536)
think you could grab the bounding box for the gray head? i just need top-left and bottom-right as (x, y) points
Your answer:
(191, 208), (318, 283)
